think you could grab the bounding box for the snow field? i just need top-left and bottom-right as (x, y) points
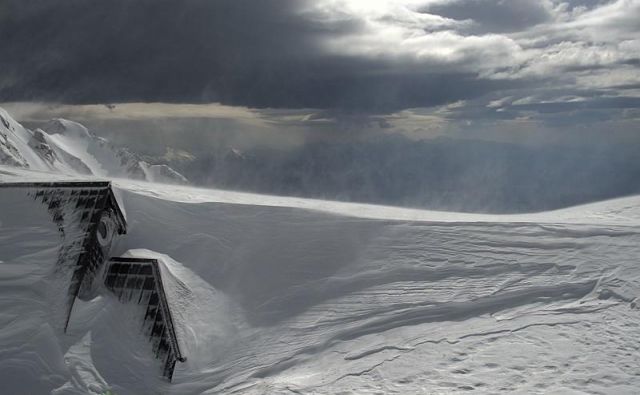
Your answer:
(1, 171), (639, 394)
(111, 183), (640, 394)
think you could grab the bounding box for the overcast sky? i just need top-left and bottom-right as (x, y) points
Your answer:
(1, 0), (638, 147)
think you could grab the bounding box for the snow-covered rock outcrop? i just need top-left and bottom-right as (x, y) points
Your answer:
(0, 107), (188, 184)
(140, 162), (189, 185)
(0, 108), (50, 169)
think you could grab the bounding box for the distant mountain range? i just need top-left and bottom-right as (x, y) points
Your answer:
(0, 108), (187, 184)
(5, 106), (639, 213)
(170, 135), (640, 213)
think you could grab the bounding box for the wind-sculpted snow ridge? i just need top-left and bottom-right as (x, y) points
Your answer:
(0, 107), (188, 184)
(1, 168), (639, 394)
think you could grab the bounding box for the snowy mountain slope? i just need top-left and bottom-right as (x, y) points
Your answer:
(0, 108), (52, 170)
(0, 108), (187, 184)
(0, 167), (639, 394)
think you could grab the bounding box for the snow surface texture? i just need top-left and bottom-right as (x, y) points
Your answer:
(0, 107), (187, 184)
(1, 167), (640, 394)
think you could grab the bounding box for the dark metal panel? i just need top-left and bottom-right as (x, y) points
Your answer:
(0, 181), (128, 331)
(104, 257), (187, 381)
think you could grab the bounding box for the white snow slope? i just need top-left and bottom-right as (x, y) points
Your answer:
(1, 166), (639, 394)
(0, 107), (188, 184)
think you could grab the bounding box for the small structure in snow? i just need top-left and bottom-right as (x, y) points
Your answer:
(104, 257), (187, 381)
(0, 178), (186, 382)
(0, 181), (127, 329)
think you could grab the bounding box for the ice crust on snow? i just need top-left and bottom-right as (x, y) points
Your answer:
(1, 167), (640, 394)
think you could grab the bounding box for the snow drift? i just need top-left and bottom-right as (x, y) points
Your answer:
(1, 166), (639, 394)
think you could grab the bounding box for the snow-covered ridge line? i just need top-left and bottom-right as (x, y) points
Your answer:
(2, 164), (640, 226)
(0, 107), (187, 184)
(113, 177), (640, 226)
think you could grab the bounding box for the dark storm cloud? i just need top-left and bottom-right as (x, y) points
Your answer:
(0, 0), (311, 103)
(561, 0), (617, 11)
(512, 97), (640, 114)
(0, 0), (515, 111)
(423, 0), (552, 33)
(1, 0), (638, 119)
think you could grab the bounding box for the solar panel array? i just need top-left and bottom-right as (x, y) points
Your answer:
(0, 182), (126, 331)
(1, 181), (184, 381)
(105, 257), (186, 380)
